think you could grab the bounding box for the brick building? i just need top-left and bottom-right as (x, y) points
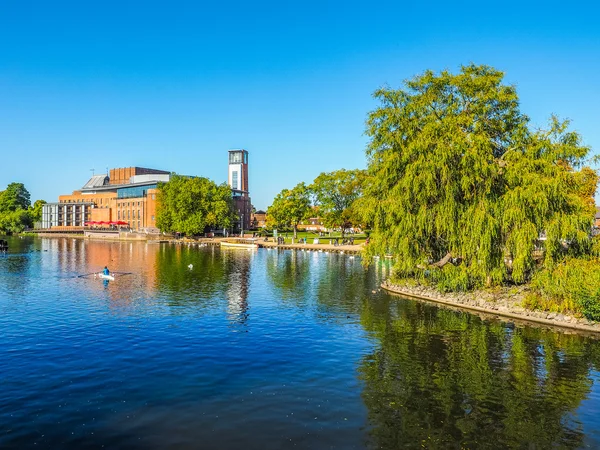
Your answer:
(42, 151), (254, 234)
(42, 167), (169, 232)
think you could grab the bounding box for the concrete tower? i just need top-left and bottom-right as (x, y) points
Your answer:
(228, 149), (251, 233)
(228, 149), (249, 192)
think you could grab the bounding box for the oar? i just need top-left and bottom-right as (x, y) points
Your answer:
(110, 271), (133, 277)
(78, 272), (100, 278)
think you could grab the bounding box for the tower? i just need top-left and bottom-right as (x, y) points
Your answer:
(228, 149), (251, 233)
(228, 149), (249, 193)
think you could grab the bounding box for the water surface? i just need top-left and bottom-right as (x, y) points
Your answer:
(1, 236), (600, 449)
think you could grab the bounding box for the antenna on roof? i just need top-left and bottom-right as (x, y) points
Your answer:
(90, 169), (95, 176)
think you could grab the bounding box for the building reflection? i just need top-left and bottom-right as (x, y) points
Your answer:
(43, 237), (159, 309)
(222, 249), (252, 328)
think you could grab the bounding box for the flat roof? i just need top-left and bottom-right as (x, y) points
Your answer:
(81, 180), (163, 192)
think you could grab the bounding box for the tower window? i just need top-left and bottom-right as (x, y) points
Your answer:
(232, 171), (238, 190)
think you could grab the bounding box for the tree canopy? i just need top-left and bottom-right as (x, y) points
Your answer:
(0, 183), (31, 212)
(310, 169), (365, 237)
(360, 64), (597, 288)
(30, 199), (47, 223)
(266, 182), (312, 238)
(0, 183), (36, 234)
(156, 175), (235, 235)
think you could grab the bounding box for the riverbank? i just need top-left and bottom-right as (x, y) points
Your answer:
(381, 280), (600, 334)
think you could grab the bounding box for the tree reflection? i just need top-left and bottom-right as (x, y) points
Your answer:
(0, 235), (39, 298)
(155, 245), (229, 305)
(359, 296), (600, 449)
(265, 250), (312, 304)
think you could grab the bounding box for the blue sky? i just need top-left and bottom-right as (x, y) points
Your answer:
(1, 0), (599, 209)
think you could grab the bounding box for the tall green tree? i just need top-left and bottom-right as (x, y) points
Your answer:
(266, 182), (312, 238)
(360, 64), (596, 288)
(0, 182), (31, 212)
(310, 169), (365, 237)
(0, 183), (34, 233)
(29, 199), (47, 223)
(156, 175), (235, 235)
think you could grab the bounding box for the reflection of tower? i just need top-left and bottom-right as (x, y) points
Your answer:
(226, 251), (252, 327)
(228, 149), (252, 233)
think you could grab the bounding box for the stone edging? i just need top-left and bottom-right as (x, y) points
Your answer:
(381, 282), (600, 335)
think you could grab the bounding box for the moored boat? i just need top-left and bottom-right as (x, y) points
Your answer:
(220, 238), (259, 249)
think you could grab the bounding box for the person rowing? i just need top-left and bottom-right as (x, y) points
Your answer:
(103, 266), (110, 276)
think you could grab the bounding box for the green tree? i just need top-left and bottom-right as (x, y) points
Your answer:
(0, 209), (32, 234)
(310, 169), (365, 238)
(0, 182), (31, 212)
(266, 182), (312, 238)
(156, 174), (235, 235)
(29, 199), (47, 223)
(360, 64), (596, 288)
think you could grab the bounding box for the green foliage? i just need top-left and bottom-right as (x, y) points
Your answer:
(29, 199), (47, 223)
(0, 209), (32, 234)
(0, 183), (35, 233)
(266, 182), (312, 238)
(527, 258), (600, 320)
(360, 64), (597, 288)
(0, 182), (31, 212)
(156, 174), (235, 235)
(310, 169), (365, 236)
(431, 264), (474, 292)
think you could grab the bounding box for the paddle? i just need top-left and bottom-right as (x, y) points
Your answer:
(77, 272), (99, 278)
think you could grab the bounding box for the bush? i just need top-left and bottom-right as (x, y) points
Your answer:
(528, 258), (600, 320)
(430, 264), (476, 293)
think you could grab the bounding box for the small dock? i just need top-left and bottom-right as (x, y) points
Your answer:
(162, 237), (363, 255)
(259, 240), (362, 255)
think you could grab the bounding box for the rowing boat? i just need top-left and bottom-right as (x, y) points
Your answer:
(97, 273), (115, 281)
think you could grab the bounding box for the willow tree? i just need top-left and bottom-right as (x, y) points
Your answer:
(361, 64), (596, 288)
(156, 174), (234, 235)
(266, 182), (312, 238)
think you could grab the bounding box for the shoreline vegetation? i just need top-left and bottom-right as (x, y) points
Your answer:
(381, 280), (600, 335)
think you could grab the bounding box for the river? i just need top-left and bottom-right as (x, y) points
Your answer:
(1, 236), (600, 449)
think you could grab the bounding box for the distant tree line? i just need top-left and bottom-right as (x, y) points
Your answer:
(0, 183), (45, 234)
(266, 169), (366, 239)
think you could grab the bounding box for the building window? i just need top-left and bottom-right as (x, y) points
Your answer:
(152, 194), (155, 200)
(232, 171), (238, 190)
(151, 215), (155, 221)
(127, 210), (130, 219)
(137, 210), (140, 219)
(118, 211), (120, 220)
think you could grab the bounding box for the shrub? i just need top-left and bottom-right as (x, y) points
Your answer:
(528, 258), (600, 320)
